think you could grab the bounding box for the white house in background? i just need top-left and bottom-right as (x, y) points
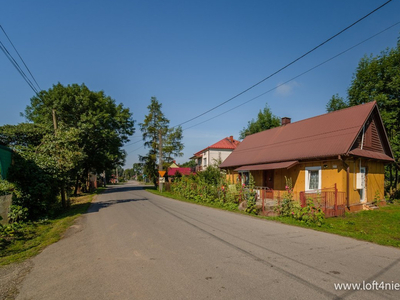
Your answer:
(191, 136), (240, 171)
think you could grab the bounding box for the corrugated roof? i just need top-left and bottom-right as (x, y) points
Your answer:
(220, 101), (394, 169)
(234, 161), (298, 171)
(348, 148), (393, 162)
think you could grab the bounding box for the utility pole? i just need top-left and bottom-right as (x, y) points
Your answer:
(52, 109), (58, 132)
(52, 109), (67, 208)
(158, 129), (163, 192)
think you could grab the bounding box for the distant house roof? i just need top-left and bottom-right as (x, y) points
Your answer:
(191, 136), (240, 158)
(220, 101), (394, 169)
(168, 167), (193, 176)
(169, 162), (179, 168)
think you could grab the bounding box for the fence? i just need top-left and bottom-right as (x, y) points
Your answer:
(254, 187), (284, 216)
(299, 184), (346, 217)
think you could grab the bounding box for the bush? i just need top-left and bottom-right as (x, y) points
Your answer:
(0, 179), (14, 196)
(8, 205), (29, 224)
(276, 177), (325, 226)
(170, 166), (239, 209)
(7, 152), (59, 220)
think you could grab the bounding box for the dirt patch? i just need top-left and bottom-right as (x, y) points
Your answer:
(0, 260), (33, 300)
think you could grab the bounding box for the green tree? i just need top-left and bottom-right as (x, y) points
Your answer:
(163, 126), (184, 164)
(24, 83), (135, 194)
(327, 38), (400, 188)
(139, 97), (184, 186)
(239, 103), (280, 139)
(326, 94), (349, 113)
(0, 123), (47, 147)
(181, 159), (196, 168)
(132, 163), (143, 177)
(348, 42), (400, 188)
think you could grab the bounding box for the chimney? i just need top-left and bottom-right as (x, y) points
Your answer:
(229, 136), (234, 143)
(281, 117), (291, 126)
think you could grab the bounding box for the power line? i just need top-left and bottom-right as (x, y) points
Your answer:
(0, 40), (39, 95)
(172, 0), (393, 128)
(0, 25), (41, 91)
(127, 144), (144, 154)
(182, 20), (400, 131)
(127, 19), (400, 157)
(124, 138), (144, 147)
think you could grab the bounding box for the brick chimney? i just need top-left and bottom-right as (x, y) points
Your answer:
(281, 117), (291, 126)
(229, 136), (234, 143)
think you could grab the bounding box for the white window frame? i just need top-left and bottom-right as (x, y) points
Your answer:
(305, 166), (321, 192)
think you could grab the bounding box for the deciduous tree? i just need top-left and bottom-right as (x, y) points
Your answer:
(24, 83), (135, 193)
(326, 38), (400, 188)
(239, 103), (280, 139)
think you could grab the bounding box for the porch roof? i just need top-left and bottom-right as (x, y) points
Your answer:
(234, 160), (298, 171)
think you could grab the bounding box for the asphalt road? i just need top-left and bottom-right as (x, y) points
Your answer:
(16, 181), (400, 299)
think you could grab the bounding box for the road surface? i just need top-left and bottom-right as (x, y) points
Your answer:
(16, 181), (400, 299)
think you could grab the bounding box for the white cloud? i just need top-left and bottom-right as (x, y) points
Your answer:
(275, 81), (300, 97)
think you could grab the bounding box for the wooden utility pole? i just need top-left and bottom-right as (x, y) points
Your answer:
(158, 129), (163, 192)
(52, 109), (67, 208)
(52, 109), (58, 132)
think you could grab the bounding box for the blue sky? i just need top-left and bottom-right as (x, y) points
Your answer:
(1, 0), (399, 168)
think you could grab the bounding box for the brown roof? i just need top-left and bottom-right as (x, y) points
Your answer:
(234, 161), (299, 171)
(220, 101), (394, 169)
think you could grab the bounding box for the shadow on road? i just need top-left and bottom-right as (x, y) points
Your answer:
(87, 198), (148, 213)
(87, 183), (149, 213)
(102, 185), (146, 194)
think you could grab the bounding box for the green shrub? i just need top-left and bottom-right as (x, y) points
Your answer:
(276, 177), (325, 226)
(8, 205), (29, 224)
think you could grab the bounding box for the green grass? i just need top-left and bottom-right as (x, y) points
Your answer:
(146, 187), (400, 248)
(0, 188), (104, 266)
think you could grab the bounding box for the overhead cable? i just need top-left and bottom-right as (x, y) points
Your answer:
(0, 40), (39, 95)
(0, 25), (41, 91)
(183, 20), (400, 131)
(172, 0), (393, 128)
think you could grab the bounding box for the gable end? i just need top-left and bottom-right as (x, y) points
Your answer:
(350, 108), (391, 156)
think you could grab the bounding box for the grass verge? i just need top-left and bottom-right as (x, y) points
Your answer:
(0, 188), (105, 266)
(146, 187), (400, 248)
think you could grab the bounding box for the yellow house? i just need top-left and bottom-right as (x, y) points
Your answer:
(220, 101), (394, 214)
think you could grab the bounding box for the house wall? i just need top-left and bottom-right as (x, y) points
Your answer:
(203, 149), (233, 169)
(224, 158), (386, 209)
(344, 158), (385, 211)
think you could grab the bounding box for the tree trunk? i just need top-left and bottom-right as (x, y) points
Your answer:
(74, 175), (80, 196)
(61, 185), (66, 208)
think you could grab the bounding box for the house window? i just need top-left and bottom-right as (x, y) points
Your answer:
(305, 167), (321, 192)
(203, 158), (207, 167)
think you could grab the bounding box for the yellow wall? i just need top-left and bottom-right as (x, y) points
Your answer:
(225, 158), (386, 206)
(344, 158), (385, 206)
